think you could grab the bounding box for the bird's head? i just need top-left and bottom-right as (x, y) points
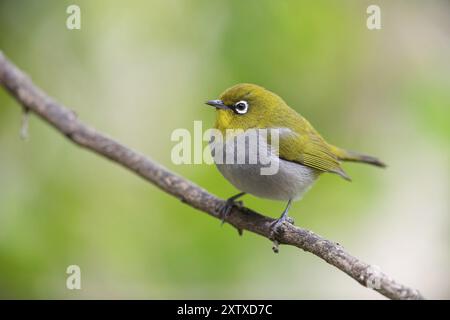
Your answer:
(206, 83), (287, 132)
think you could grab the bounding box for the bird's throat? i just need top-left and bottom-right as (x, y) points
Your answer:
(214, 109), (234, 133)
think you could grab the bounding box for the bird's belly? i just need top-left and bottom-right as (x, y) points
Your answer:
(216, 160), (319, 201)
(210, 129), (320, 201)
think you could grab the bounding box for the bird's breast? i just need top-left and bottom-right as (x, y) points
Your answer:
(209, 129), (319, 201)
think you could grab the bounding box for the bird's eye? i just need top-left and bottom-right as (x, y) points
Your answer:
(234, 100), (249, 114)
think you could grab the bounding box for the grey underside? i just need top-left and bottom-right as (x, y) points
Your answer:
(210, 129), (319, 201)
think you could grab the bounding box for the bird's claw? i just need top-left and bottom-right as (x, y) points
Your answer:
(216, 198), (244, 235)
(269, 214), (294, 236)
(269, 215), (294, 253)
(217, 200), (242, 224)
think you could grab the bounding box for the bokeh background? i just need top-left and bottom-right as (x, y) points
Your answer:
(0, 0), (449, 299)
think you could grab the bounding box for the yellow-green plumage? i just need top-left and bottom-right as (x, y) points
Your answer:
(214, 83), (385, 181)
(207, 83), (385, 228)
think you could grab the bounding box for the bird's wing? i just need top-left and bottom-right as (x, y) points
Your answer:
(274, 118), (350, 180)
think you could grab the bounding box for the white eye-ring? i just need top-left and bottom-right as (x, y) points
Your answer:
(234, 100), (249, 114)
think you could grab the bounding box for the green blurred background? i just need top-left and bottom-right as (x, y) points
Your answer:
(0, 0), (449, 299)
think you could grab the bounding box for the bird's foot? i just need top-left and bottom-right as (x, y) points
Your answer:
(270, 215), (294, 235)
(269, 215), (294, 253)
(217, 199), (243, 224)
(216, 197), (244, 236)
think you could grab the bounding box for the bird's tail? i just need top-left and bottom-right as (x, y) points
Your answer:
(330, 146), (386, 168)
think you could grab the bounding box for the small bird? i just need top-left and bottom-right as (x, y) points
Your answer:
(206, 83), (385, 234)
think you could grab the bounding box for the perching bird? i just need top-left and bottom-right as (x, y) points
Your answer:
(206, 83), (385, 233)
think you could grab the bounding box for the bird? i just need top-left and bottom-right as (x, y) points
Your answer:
(205, 83), (385, 234)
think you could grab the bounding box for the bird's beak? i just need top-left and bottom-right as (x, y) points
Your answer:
(205, 99), (229, 110)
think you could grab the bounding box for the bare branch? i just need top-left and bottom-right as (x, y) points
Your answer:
(0, 51), (424, 300)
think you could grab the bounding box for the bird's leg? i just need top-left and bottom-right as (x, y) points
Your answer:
(270, 200), (294, 250)
(216, 192), (246, 225)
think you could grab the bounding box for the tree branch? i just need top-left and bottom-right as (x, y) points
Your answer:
(0, 51), (424, 300)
